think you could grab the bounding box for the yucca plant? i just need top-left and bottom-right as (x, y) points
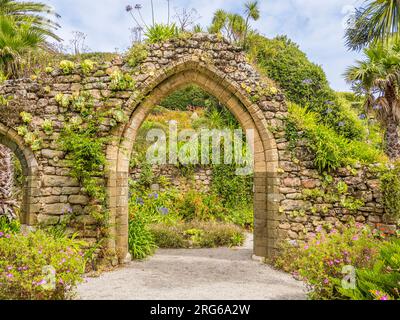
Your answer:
(144, 23), (179, 44)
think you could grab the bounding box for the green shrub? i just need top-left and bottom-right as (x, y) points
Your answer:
(338, 239), (400, 300)
(80, 59), (95, 75)
(149, 221), (245, 249)
(211, 164), (253, 208)
(0, 216), (20, 234)
(128, 209), (157, 260)
(127, 43), (148, 68)
(380, 162), (400, 220)
(148, 224), (187, 249)
(0, 230), (85, 300)
(249, 34), (365, 140)
(273, 224), (381, 300)
(59, 60), (75, 74)
(287, 103), (385, 172)
(110, 70), (135, 91)
(160, 85), (219, 111)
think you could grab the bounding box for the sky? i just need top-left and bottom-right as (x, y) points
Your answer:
(44, 0), (365, 91)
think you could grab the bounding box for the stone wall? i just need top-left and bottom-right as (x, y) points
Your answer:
(0, 33), (398, 264)
(276, 143), (398, 242)
(130, 164), (213, 192)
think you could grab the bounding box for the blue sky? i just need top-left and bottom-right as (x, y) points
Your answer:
(44, 0), (365, 91)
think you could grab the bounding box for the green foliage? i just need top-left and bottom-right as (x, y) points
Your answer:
(0, 230), (85, 300)
(41, 119), (53, 135)
(19, 111), (32, 124)
(80, 59), (95, 75)
(55, 93), (71, 108)
(128, 209), (157, 260)
(380, 162), (400, 219)
(288, 103), (385, 172)
(248, 34), (365, 140)
(211, 164), (253, 208)
(0, 216), (20, 233)
(127, 43), (148, 68)
(145, 23), (179, 44)
(150, 221), (245, 249)
(60, 129), (106, 201)
(160, 85), (219, 111)
(339, 239), (400, 300)
(110, 70), (135, 91)
(273, 224), (382, 300)
(59, 60), (75, 74)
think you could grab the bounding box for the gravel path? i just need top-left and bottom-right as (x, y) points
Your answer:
(77, 234), (306, 300)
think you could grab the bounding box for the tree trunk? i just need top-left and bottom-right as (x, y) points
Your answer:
(0, 144), (16, 220)
(385, 118), (400, 160)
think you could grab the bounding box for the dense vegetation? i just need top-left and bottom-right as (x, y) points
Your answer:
(127, 92), (253, 259)
(0, 0), (399, 301)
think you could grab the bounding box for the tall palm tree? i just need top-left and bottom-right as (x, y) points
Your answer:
(209, 1), (260, 47)
(346, 0), (400, 51)
(243, 1), (260, 46)
(0, 0), (61, 41)
(345, 41), (400, 159)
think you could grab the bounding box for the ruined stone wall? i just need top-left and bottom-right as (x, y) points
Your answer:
(130, 165), (212, 193)
(0, 33), (397, 263)
(276, 143), (397, 242)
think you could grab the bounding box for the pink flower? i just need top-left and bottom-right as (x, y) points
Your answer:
(352, 235), (359, 241)
(6, 273), (13, 279)
(323, 278), (330, 285)
(304, 245), (309, 250)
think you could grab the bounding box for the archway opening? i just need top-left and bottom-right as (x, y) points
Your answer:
(108, 65), (279, 263)
(128, 85), (255, 258)
(0, 142), (30, 228)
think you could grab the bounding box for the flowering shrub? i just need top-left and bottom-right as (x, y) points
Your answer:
(0, 230), (86, 300)
(273, 224), (382, 300)
(338, 239), (400, 300)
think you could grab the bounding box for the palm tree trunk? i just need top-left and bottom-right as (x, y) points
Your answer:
(0, 144), (16, 220)
(385, 118), (400, 159)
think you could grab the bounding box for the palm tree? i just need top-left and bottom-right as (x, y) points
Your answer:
(209, 1), (260, 47)
(209, 10), (246, 43)
(0, 15), (47, 76)
(243, 1), (260, 46)
(345, 41), (400, 159)
(0, 0), (61, 41)
(346, 0), (400, 51)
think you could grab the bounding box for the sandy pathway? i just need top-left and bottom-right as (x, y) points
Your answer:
(77, 234), (306, 300)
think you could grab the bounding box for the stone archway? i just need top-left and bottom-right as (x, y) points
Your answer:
(106, 60), (280, 262)
(0, 123), (40, 225)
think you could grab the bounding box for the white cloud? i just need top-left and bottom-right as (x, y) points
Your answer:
(45, 0), (366, 91)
